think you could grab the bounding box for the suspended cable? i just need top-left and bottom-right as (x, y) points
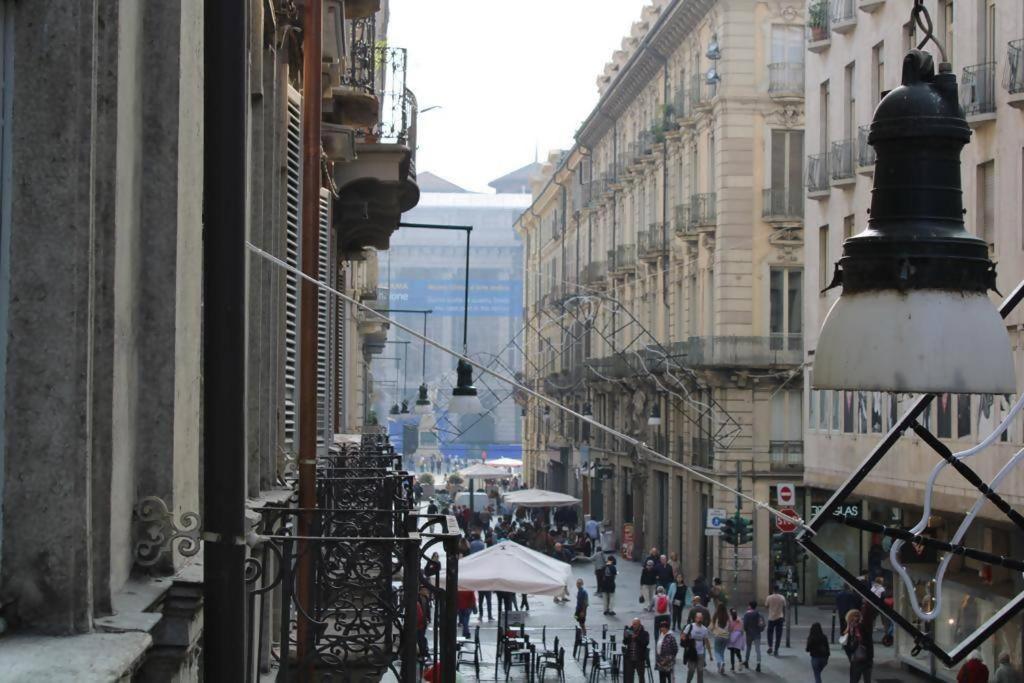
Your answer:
(247, 241), (816, 535)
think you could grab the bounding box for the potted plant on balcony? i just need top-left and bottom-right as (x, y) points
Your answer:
(809, 2), (829, 42)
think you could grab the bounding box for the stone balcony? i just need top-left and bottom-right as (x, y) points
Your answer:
(669, 335), (803, 370)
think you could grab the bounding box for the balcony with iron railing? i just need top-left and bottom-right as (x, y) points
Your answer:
(690, 73), (717, 110)
(856, 125), (875, 173)
(673, 87), (694, 125)
(830, 0), (856, 33)
(674, 203), (694, 237)
(692, 436), (714, 469)
(830, 139), (855, 185)
(806, 152), (830, 196)
(768, 63), (805, 99)
(671, 335), (803, 369)
(769, 440), (804, 471)
(690, 193), (717, 229)
(961, 62), (997, 123)
(639, 223), (668, 260)
(1006, 39), (1024, 108)
(762, 187), (803, 223)
(807, 1), (831, 52)
(613, 244), (638, 274)
(584, 260), (608, 286)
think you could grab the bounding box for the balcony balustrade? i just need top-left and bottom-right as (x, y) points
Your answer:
(770, 440), (804, 471)
(830, 139), (855, 183)
(856, 125), (875, 171)
(830, 0), (856, 32)
(671, 335), (803, 369)
(768, 62), (805, 99)
(690, 193), (717, 228)
(806, 153), (829, 195)
(961, 62), (997, 119)
(639, 223), (668, 260)
(612, 244), (637, 273)
(807, 1), (831, 51)
(674, 203), (694, 237)
(673, 87), (694, 125)
(762, 187), (803, 222)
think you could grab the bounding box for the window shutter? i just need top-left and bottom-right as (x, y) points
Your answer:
(317, 189), (332, 453)
(283, 90), (303, 454)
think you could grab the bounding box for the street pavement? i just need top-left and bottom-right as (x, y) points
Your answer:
(445, 552), (921, 682)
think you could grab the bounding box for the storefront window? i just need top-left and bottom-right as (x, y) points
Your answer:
(808, 493), (863, 601)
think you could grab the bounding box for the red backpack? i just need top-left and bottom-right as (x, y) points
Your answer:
(656, 594), (669, 614)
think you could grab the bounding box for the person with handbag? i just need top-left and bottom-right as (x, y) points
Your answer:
(727, 608), (746, 671)
(806, 621), (830, 683)
(709, 604), (730, 674)
(669, 574), (688, 630)
(680, 611), (712, 683)
(842, 609), (874, 683)
(655, 620), (679, 683)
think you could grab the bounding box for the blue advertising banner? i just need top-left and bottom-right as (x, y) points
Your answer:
(387, 277), (522, 317)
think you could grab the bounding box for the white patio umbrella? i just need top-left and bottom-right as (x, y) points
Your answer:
(501, 488), (581, 508)
(486, 457), (523, 468)
(455, 540), (571, 595)
(458, 463), (511, 512)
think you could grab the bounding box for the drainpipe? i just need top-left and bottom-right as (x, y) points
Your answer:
(296, 0), (323, 673)
(202, 0), (249, 677)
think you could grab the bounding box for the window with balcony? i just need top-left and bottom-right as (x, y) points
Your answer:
(769, 25), (805, 97)
(765, 129), (804, 220)
(771, 390), (803, 469)
(770, 268), (803, 350)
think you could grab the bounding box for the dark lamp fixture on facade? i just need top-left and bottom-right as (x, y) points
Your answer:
(647, 403), (662, 427)
(814, 50), (1015, 394)
(449, 359), (483, 414)
(582, 402), (593, 419)
(706, 35), (721, 60)
(543, 405), (551, 422)
(389, 403), (400, 416)
(414, 383), (432, 414)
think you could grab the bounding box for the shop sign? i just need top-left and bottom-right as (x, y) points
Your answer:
(811, 502), (861, 519)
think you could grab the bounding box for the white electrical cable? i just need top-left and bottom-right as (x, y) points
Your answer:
(890, 392), (1024, 621)
(247, 241), (815, 535)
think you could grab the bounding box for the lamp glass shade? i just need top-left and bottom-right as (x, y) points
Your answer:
(814, 289), (1015, 394)
(449, 393), (484, 415)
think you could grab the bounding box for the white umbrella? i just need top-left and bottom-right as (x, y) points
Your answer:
(459, 463), (511, 478)
(502, 488), (582, 508)
(455, 541), (571, 595)
(487, 457), (523, 468)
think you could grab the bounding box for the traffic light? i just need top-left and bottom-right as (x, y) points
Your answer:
(722, 516), (737, 545)
(736, 517), (754, 545)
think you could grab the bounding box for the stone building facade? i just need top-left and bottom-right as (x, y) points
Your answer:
(518, 0), (807, 601)
(0, 0), (416, 678)
(802, 0), (1024, 678)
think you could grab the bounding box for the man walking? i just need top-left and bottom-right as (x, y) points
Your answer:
(655, 554), (674, 594)
(765, 586), (787, 656)
(681, 611), (712, 683)
(601, 556), (618, 615)
(742, 600), (765, 672)
(687, 596), (711, 625)
(622, 618), (651, 683)
(641, 559), (658, 610)
(575, 578), (590, 636)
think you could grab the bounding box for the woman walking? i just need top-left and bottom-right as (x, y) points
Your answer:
(806, 622), (830, 683)
(670, 574), (688, 630)
(727, 608), (746, 671)
(655, 620), (679, 683)
(710, 603), (730, 674)
(842, 609), (874, 683)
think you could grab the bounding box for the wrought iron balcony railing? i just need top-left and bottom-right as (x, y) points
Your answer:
(807, 1), (831, 45)
(961, 62), (997, 116)
(769, 440), (804, 470)
(690, 193), (717, 228)
(611, 244), (637, 273)
(639, 223), (668, 259)
(674, 203), (694, 236)
(762, 187), (803, 222)
(830, 139), (855, 181)
(806, 152), (829, 193)
(768, 63), (805, 98)
(673, 87), (693, 123)
(856, 125), (875, 168)
(690, 73), (717, 109)
(1005, 39), (1024, 94)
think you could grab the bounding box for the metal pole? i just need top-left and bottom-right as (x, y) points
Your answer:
(296, 0), (323, 674)
(831, 610), (836, 644)
(401, 534), (418, 683)
(785, 602), (791, 648)
(443, 538), (460, 683)
(734, 461), (740, 589)
(201, 0), (248, 677)
(463, 228), (471, 351)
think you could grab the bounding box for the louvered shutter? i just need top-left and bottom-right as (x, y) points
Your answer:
(317, 190), (332, 453)
(283, 90), (303, 454)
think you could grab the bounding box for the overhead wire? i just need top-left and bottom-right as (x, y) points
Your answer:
(247, 240), (816, 535)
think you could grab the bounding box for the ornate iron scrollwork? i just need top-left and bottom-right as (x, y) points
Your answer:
(133, 496), (202, 567)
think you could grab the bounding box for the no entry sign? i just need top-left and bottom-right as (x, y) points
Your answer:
(776, 483), (795, 506)
(776, 507), (799, 533)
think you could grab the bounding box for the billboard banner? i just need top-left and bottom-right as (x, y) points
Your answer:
(387, 277), (522, 317)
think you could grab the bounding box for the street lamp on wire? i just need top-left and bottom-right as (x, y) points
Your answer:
(398, 222), (483, 414)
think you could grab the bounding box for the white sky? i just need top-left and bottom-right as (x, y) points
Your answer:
(389, 0), (650, 193)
